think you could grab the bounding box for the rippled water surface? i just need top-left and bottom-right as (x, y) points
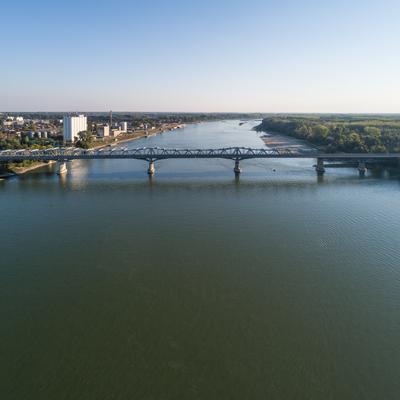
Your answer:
(1, 120), (400, 399)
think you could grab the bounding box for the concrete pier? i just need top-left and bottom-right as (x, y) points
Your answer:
(358, 161), (367, 176)
(147, 160), (155, 175)
(57, 161), (68, 175)
(234, 159), (241, 174)
(316, 158), (325, 175)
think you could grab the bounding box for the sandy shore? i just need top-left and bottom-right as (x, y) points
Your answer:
(10, 160), (56, 175)
(260, 132), (317, 151)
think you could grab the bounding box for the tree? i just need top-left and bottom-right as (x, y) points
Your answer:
(76, 131), (94, 149)
(364, 127), (381, 137)
(311, 125), (329, 143)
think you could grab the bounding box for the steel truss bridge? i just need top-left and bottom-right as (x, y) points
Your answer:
(0, 147), (399, 175)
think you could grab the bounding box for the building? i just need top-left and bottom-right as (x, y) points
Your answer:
(63, 114), (87, 142)
(120, 122), (128, 132)
(110, 129), (122, 137)
(97, 124), (110, 138)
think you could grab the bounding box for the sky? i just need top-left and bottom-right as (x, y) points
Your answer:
(1, 0), (400, 112)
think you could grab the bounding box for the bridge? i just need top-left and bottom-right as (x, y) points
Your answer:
(0, 147), (399, 176)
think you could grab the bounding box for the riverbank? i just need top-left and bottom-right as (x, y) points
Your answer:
(2, 160), (57, 177)
(259, 132), (318, 151)
(90, 123), (185, 150)
(256, 116), (400, 153)
(10, 160), (56, 175)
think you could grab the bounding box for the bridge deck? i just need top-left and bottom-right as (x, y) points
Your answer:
(1, 147), (399, 162)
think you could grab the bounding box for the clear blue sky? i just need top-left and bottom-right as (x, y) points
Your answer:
(2, 0), (399, 112)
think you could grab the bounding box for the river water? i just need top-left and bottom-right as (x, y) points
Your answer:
(1, 120), (400, 399)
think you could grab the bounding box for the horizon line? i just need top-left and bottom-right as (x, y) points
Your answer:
(2, 111), (400, 115)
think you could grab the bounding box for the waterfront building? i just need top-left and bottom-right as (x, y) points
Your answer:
(110, 129), (122, 137)
(63, 114), (87, 142)
(97, 124), (110, 138)
(120, 122), (128, 132)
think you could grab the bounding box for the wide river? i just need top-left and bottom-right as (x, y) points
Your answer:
(1, 120), (400, 399)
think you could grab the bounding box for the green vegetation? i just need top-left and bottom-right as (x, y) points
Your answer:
(0, 136), (60, 150)
(5, 160), (40, 172)
(75, 131), (94, 149)
(255, 115), (400, 153)
(0, 136), (59, 172)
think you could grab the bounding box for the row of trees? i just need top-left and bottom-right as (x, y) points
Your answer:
(0, 136), (60, 150)
(0, 137), (56, 172)
(0, 131), (93, 151)
(255, 117), (400, 153)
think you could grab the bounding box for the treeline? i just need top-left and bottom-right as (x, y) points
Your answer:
(0, 137), (58, 150)
(3, 112), (265, 125)
(255, 116), (400, 153)
(0, 137), (56, 172)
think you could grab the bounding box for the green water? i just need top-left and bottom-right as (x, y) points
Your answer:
(1, 121), (400, 399)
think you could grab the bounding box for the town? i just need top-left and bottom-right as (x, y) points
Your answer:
(0, 111), (189, 149)
(0, 112), (190, 175)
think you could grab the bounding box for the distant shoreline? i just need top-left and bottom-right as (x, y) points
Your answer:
(89, 123), (185, 150)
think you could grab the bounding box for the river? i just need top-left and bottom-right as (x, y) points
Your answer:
(1, 120), (400, 399)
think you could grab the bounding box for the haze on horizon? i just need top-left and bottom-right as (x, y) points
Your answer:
(2, 0), (399, 113)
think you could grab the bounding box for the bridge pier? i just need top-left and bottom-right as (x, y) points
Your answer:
(234, 159), (241, 174)
(316, 158), (325, 175)
(57, 161), (68, 175)
(358, 161), (367, 176)
(147, 160), (155, 175)
(0, 161), (8, 172)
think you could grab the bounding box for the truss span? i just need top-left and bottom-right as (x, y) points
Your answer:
(0, 146), (399, 163)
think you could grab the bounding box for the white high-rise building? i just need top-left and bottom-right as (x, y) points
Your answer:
(63, 114), (87, 142)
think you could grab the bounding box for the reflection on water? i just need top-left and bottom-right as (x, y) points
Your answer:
(1, 120), (400, 399)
